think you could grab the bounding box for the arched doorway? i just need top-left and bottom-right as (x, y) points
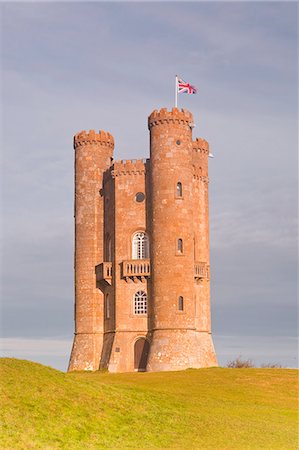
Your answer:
(134, 338), (150, 371)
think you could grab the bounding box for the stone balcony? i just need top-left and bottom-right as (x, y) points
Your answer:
(96, 260), (209, 285)
(95, 262), (112, 286)
(194, 262), (210, 280)
(121, 259), (151, 283)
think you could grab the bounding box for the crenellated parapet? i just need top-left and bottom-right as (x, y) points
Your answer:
(74, 130), (114, 149)
(148, 107), (193, 129)
(192, 137), (209, 156)
(111, 158), (148, 177)
(193, 138), (209, 181)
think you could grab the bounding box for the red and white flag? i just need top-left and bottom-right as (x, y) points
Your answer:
(177, 77), (197, 94)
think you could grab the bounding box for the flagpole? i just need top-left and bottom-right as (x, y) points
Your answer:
(175, 75), (178, 108)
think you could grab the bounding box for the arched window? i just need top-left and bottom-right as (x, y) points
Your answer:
(134, 291), (147, 315)
(132, 232), (149, 259)
(106, 294), (110, 319)
(178, 296), (184, 311)
(178, 238), (183, 253)
(176, 182), (183, 197)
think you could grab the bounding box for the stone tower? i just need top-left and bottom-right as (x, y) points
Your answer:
(68, 107), (217, 373)
(68, 130), (114, 371)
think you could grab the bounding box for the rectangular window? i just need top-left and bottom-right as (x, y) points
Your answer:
(134, 291), (147, 315)
(178, 238), (183, 253)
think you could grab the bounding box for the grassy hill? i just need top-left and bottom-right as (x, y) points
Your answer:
(1, 358), (298, 449)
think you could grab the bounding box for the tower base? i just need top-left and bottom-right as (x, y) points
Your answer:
(146, 329), (217, 372)
(68, 333), (103, 371)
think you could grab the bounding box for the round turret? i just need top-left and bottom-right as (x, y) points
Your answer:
(74, 130), (114, 150)
(68, 129), (114, 371)
(148, 107), (193, 129)
(192, 137), (209, 179)
(192, 137), (211, 335)
(147, 107), (197, 371)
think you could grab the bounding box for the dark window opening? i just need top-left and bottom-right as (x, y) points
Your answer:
(176, 182), (183, 197)
(178, 238), (183, 253)
(135, 192), (145, 203)
(178, 296), (184, 311)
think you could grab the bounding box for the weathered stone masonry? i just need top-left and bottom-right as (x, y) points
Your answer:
(68, 107), (217, 372)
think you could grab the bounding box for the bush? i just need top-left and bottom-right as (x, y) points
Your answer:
(227, 356), (255, 368)
(226, 357), (284, 369)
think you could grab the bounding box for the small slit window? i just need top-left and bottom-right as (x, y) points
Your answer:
(134, 291), (147, 315)
(106, 235), (112, 262)
(106, 295), (110, 319)
(178, 296), (184, 311)
(176, 182), (183, 197)
(177, 238), (183, 253)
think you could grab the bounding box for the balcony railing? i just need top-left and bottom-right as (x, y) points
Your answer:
(95, 262), (112, 285)
(96, 260), (208, 284)
(121, 259), (150, 282)
(194, 262), (209, 280)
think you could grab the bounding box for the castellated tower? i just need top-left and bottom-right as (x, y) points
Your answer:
(68, 130), (114, 371)
(146, 108), (216, 371)
(68, 107), (217, 373)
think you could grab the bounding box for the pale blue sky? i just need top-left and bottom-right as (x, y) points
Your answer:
(1, 1), (298, 370)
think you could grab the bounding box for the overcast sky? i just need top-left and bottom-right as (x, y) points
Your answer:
(1, 1), (298, 370)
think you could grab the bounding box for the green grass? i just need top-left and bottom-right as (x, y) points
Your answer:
(1, 358), (298, 449)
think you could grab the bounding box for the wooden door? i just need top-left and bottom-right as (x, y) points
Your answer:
(134, 338), (150, 371)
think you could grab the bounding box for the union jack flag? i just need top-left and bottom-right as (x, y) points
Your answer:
(177, 77), (197, 94)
